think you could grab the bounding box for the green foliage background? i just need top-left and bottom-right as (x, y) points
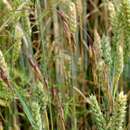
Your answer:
(0, 0), (130, 130)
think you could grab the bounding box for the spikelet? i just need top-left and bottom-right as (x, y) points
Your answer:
(60, 0), (77, 33)
(113, 45), (124, 96)
(31, 100), (42, 130)
(120, 0), (130, 61)
(109, 1), (121, 57)
(115, 45), (124, 75)
(12, 26), (22, 62)
(101, 35), (112, 67)
(89, 95), (106, 130)
(35, 82), (49, 111)
(30, 81), (49, 130)
(75, 0), (82, 16)
(0, 50), (8, 79)
(93, 29), (104, 75)
(67, 1), (77, 33)
(93, 29), (102, 61)
(109, 92), (127, 130)
(111, 0), (130, 62)
(109, 1), (121, 50)
(108, 1), (116, 25)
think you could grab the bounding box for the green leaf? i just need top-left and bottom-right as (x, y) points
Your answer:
(13, 84), (35, 127)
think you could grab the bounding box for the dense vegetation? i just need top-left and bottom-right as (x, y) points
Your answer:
(0, 0), (130, 130)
